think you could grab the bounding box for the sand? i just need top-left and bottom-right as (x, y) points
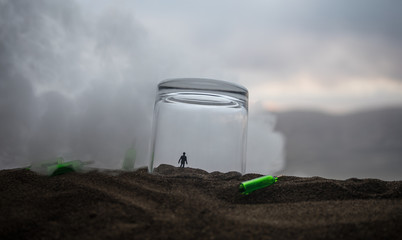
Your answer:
(1, 164), (401, 239)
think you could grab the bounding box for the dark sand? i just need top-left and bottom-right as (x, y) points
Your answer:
(1, 165), (402, 239)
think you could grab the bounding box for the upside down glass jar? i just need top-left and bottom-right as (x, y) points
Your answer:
(149, 78), (248, 174)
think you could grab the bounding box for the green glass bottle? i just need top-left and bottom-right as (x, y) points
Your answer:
(239, 175), (278, 195)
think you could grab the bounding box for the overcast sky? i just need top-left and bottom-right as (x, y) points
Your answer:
(1, 0), (401, 174)
(79, 0), (402, 113)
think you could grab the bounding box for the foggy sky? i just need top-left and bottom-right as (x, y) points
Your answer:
(125, 0), (402, 112)
(0, 0), (284, 173)
(1, 0), (401, 177)
(0, 0), (158, 169)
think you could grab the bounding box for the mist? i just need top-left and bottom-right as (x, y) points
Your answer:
(3, 1), (400, 179)
(0, 0), (284, 174)
(0, 0), (157, 169)
(275, 108), (402, 180)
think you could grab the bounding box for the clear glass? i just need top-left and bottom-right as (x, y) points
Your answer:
(149, 78), (248, 174)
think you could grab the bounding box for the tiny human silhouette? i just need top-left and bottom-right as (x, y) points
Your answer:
(178, 152), (188, 168)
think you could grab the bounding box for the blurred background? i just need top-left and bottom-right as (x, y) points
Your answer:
(1, 0), (401, 180)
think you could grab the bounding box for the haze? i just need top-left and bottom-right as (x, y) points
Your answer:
(1, 0), (401, 179)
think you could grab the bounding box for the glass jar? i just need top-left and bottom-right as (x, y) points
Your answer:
(149, 78), (248, 174)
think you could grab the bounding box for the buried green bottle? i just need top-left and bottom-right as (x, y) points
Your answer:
(239, 175), (278, 195)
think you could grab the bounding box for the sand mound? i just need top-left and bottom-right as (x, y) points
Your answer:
(1, 165), (401, 239)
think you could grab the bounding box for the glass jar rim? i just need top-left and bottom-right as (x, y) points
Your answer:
(158, 78), (248, 96)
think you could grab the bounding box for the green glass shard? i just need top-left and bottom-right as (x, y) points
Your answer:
(239, 175), (278, 195)
(122, 147), (136, 171)
(29, 157), (91, 176)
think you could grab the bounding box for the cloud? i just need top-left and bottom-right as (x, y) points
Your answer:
(124, 0), (402, 112)
(2, 0), (400, 177)
(247, 104), (285, 175)
(248, 76), (402, 113)
(0, 0), (159, 169)
(0, 0), (285, 174)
